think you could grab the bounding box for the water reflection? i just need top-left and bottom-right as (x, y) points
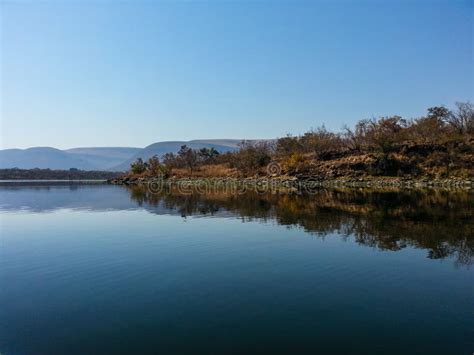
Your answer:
(127, 185), (474, 266)
(0, 183), (472, 265)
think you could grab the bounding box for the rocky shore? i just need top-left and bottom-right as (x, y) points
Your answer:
(108, 175), (473, 190)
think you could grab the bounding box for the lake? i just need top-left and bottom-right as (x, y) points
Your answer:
(0, 183), (472, 354)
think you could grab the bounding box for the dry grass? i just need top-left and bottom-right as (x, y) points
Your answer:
(170, 164), (238, 178)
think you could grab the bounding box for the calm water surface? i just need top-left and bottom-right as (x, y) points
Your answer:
(0, 184), (473, 354)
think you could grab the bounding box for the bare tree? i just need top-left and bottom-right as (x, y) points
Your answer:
(445, 102), (474, 134)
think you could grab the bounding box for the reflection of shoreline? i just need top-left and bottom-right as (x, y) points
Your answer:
(1, 184), (472, 265)
(127, 185), (474, 266)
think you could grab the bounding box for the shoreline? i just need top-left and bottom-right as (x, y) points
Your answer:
(108, 175), (473, 190)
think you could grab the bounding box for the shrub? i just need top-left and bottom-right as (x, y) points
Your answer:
(130, 158), (147, 174)
(281, 152), (306, 174)
(232, 141), (272, 175)
(276, 135), (303, 157)
(300, 126), (343, 155)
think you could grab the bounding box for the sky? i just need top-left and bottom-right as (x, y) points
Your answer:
(1, 0), (473, 149)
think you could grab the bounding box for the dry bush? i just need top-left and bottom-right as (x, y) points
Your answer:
(231, 141), (273, 176)
(280, 152), (308, 174)
(170, 165), (236, 178)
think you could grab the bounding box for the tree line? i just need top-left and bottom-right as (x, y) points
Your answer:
(0, 168), (121, 180)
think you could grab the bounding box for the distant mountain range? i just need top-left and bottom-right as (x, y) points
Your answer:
(0, 140), (245, 171)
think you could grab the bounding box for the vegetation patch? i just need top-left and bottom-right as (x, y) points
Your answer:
(120, 102), (473, 181)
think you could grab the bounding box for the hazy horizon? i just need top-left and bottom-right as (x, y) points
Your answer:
(1, 0), (473, 149)
(0, 138), (259, 151)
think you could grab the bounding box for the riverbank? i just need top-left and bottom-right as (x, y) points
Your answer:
(108, 175), (473, 190)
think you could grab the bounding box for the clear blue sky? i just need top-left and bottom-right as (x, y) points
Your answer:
(1, 0), (472, 149)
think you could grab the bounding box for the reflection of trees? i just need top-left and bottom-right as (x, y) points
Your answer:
(127, 186), (473, 266)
